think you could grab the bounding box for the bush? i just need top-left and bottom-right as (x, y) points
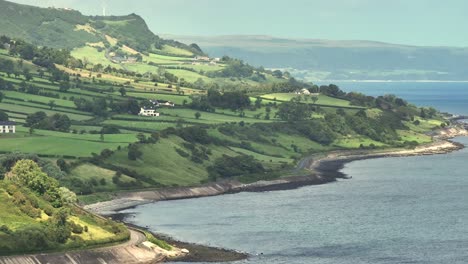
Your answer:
(69, 221), (84, 234)
(175, 148), (190, 158)
(43, 205), (54, 216)
(207, 155), (266, 179)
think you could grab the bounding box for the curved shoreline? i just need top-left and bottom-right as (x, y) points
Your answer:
(85, 128), (468, 215)
(84, 127), (467, 263)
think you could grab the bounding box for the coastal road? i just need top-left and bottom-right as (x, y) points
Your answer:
(0, 229), (163, 264)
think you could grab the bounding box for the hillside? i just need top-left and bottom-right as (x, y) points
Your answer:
(0, 0), (200, 55)
(0, 156), (129, 254)
(0, 37), (451, 205)
(163, 35), (468, 81)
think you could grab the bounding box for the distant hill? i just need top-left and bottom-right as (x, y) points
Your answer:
(162, 35), (468, 81)
(0, 0), (202, 55)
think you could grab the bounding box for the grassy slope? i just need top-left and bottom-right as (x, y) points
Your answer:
(0, 181), (128, 253)
(104, 136), (237, 186)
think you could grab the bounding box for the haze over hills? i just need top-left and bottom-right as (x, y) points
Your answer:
(0, 0), (202, 55)
(163, 34), (468, 81)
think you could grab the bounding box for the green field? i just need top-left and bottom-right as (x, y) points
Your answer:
(160, 45), (194, 56)
(71, 46), (118, 67)
(261, 93), (357, 108)
(0, 102), (92, 121)
(0, 127), (137, 157)
(166, 69), (213, 83)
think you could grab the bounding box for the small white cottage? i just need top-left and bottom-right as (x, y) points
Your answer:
(139, 107), (160, 117)
(0, 121), (16, 134)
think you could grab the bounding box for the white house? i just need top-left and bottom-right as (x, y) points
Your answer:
(0, 121), (16, 134)
(139, 107), (160, 117)
(149, 100), (175, 108)
(295, 88), (311, 95)
(194, 56), (210, 61)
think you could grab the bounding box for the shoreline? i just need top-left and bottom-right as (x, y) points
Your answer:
(84, 126), (467, 263)
(85, 127), (467, 215)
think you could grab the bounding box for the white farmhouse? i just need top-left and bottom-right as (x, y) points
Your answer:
(0, 121), (16, 134)
(139, 107), (160, 117)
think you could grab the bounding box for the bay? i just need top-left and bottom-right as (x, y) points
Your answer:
(120, 82), (468, 263)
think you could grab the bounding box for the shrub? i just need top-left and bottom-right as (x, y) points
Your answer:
(69, 222), (84, 234)
(175, 148), (190, 158)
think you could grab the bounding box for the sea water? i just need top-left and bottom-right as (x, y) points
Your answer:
(325, 81), (468, 116)
(120, 82), (468, 263)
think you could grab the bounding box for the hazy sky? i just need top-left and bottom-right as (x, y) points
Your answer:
(9, 0), (468, 47)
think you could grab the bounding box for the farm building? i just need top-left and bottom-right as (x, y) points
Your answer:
(194, 56), (210, 61)
(149, 100), (175, 107)
(0, 121), (16, 133)
(139, 107), (160, 117)
(296, 88), (311, 95)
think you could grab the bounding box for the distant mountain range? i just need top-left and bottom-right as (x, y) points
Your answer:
(163, 35), (468, 81)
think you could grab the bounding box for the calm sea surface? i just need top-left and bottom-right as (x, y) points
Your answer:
(325, 81), (468, 116)
(120, 82), (468, 263)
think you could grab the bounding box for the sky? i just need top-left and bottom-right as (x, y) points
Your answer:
(9, 0), (468, 47)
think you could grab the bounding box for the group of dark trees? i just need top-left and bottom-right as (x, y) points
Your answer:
(0, 110), (8, 121)
(207, 155), (266, 180)
(110, 98), (141, 115)
(74, 97), (108, 116)
(275, 100), (315, 121)
(25, 111), (71, 132)
(207, 58), (254, 78)
(189, 89), (251, 112)
(1, 36), (71, 68)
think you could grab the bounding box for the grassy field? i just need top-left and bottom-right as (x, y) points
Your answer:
(160, 45), (193, 56)
(3, 90), (77, 108)
(71, 46), (118, 67)
(261, 93), (358, 108)
(166, 69), (213, 83)
(144, 53), (188, 65)
(104, 136), (239, 186)
(0, 127), (137, 157)
(126, 92), (191, 105)
(0, 102), (92, 121)
(69, 163), (140, 192)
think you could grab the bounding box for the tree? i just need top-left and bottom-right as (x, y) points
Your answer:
(176, 85), (182, 95)
(25, 111), (47, 127)
(254, 97), (262, 109)
(119, 87), (126, 97)
(6, 159), (60, 196)
(148, 132), (160, 143)
(311, 96), (319, 104)
(128, 144), (142, 160)
(195, 112), (201, 119)
(37, 69), (45, 79)
(136, 133), (147, 143)
(48, 100), (56, 110)
(0, 92), (3, 103)
(23, 68), (33, 81)
(0, 110), (8, 121)
(56, 159), (70, 173)
(276, 101), (313, 121)
(58, 187), (77, 204)
(59, 81), (70, 92)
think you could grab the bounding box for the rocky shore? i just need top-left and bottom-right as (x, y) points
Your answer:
(85, 126), (467, 215)
(82, 126), (467, 263)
